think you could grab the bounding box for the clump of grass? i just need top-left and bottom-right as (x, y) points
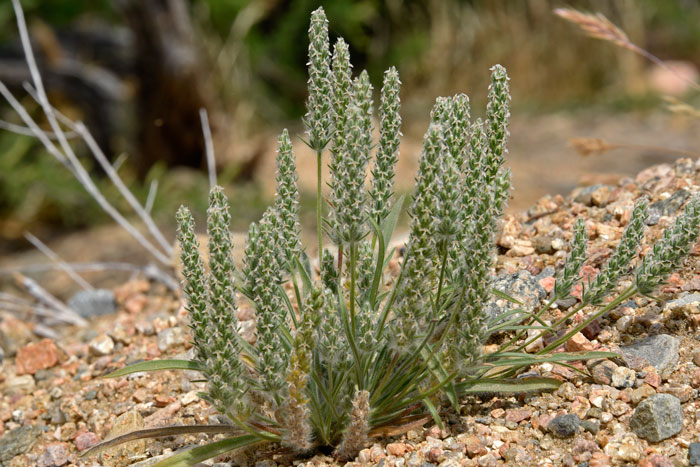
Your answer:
(86, 8), (700, 466)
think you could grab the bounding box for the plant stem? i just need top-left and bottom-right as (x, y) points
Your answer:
(316, 148), (323, 258)
(349, 241), (357, 333)
(338, 246), (344, 274)
(375, 249), (410, 340)
(434, 244), (449, 313)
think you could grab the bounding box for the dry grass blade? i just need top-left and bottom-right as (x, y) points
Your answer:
(0, 0), (176, 267)
(24, 232), (94, 291)
(0, 262), (179, 291)
(554, 7), (700, 93)
(554, 8), (632, 50)
(13, 273), (87, 326)
(664, 96), (700, 119)
(199, 108), (217, 190)
(0, 119), (77, 139)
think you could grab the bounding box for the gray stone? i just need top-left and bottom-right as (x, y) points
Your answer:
(486, 270), (547, 323)
(665, 293), (700, 310)
(689, 442), (700, 465)
(619, 334), (679, 377)
(50, 409), (67, 425)
(646, 190), (689, 225)
(664, 294), (700, 319)
(547, 414), (580, 438)
(67, 288), (116, 318)
(580, 420), (599, 434)
(630, 393), (683, 442)
(157, 327), (186, 352)
(0, 425), (42, 462)
(573, 184), (603, 206)
(532, 236), (555, 255)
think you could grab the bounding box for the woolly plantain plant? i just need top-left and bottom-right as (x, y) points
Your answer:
(86, 8), (700, 466)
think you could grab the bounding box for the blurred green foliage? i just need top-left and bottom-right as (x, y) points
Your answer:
(1, 0), (700, 239)
(0, 0), (113, 41)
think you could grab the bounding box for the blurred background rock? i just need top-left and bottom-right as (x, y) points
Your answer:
(1, 0), (699, 259)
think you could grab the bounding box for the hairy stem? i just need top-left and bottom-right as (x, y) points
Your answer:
(317, 148), (323, 257)
(350, 241), (357, 335)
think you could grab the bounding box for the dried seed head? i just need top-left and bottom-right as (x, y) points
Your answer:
(554, 8), (633, 50)
(335, 389), (370, 461)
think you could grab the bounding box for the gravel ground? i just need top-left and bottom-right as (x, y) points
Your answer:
(3, 158), (700, 466)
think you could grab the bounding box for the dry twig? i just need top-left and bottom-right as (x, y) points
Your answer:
(0, 0), (175, 267)
(200, 108), (218, 190)
(569, 137), (698, 159)
(13, 273), (87, 326)
(24, 232), (94, 291)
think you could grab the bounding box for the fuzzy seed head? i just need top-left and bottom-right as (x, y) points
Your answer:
(555, 218), (588, 299)
(275, 129), (302, 266)
(636, 196), (700, 295)
(369, 66), (402, 224)
(304, 7), (333, 150)
(585, 198), (648, 304)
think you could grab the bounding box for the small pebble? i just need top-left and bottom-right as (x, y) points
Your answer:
(88, 334), (114, 356)
(547, 414), (580, 438)
(611, 367), (636, 389)
(74, 432), (100, 451)
(37, 442), (69, 467)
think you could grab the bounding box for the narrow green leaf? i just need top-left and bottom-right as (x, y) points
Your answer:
(491, 288), (524, 305)
(105, 359), (203, 378)
(486, 307), (529, 325)
(80, 425), (237, 458)
(294, 256), (313, 292)
(423, 396), (443, 430)
(152, 434), (260, 467)
(488, 324), (551, 333)
(484, 351), (617, 366)
(380, 194), (405, 251)
(459, 377), (561, 395)
(278, 281), (299, 328)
